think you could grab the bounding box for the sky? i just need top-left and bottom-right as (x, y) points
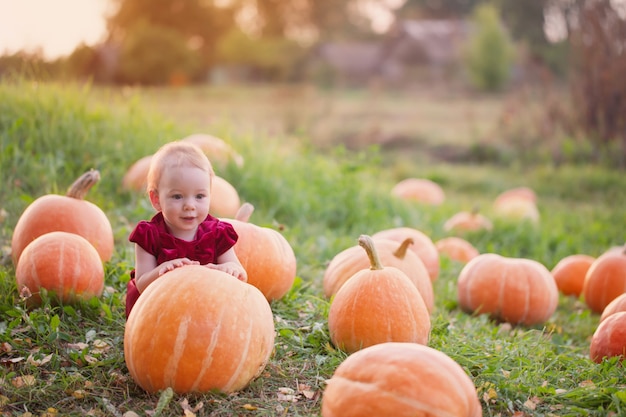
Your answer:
(0, 0), (111, 59)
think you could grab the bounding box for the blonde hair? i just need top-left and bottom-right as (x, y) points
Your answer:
(146, 141), (214, 193)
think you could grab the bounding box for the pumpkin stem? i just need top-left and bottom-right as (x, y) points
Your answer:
(66, 169), (100, 200)
(235, 202), (254, 223)
(392, 238), (414, 260)
(358, 235), (384, 271)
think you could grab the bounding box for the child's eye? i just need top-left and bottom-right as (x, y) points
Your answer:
(172, 194), (183, 200)
(196, 194), (206, 200)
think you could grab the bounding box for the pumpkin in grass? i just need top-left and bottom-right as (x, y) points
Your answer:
(582, 245), (626, 314)
(457, 253), (558, 326)
(551, 254), (595, 297)
(181, 133), (244, 169)
(124, 264), (275, 394)
(328, 235), (431, 354)
(322, 342), (482, 417)
(589, 311), (626, 363)
(224, 203), (296, 302)
(443, 207), (493, 233)
(494, 186), (537, 205)
(15, 231), (104, 306)
(493, 187), (540, 223)
(372, 227), (440, 281)
(122, 155), (153, 191)
(209, 175), (241, 218)
(600, 293), (626, 323)
(11, 169), (114, 264)
(323, 237), (434, 312)
(391, 178), (445, 205)
(435, 237), (480, 263)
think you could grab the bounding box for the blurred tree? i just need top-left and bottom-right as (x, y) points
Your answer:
(116, 21), (202, 85)
(394, 0), (483, 19)
(107, 0), (237, 75)
(463, 3), (515, 91)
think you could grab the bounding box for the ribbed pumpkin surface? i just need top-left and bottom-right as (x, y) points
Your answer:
(15, 231), (104, 305)
(457, 253), (558, 325)
(124, 265), (275, 394)
(582, 246), (626, 314)
(322, 342), (482, 417)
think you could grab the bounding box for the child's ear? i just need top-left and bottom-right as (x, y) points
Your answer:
(149, 190), (161, 211)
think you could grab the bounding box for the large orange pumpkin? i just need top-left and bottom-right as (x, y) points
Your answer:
(391, 178), (445, 205)
(322, 342), (483, 417)
(435, 237), (480, 263)
(124, 264), (275, 394)
(121, 155), (153, 191)
(15, 231), (104, 306)
(372, 227), (440, 281)
(11, 169), (114, 264)
(582, 245), (626, 314)
(209, 175), (241, 218)
(551, 254), (595, 297)
(457, 253), (559, 325)
(224, 203), (296, 302)
(327, 235), (431, 354)
(323, 237), (434, 312)
(589, 311), (626, 363)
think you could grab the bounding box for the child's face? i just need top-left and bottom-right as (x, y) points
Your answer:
(150, 164), (211, 240)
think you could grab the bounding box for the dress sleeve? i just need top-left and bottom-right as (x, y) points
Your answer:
(214, 220), (239, 257)
(129, 221), (160, 256)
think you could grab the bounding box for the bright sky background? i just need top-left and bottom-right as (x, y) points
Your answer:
(0, 0), (111, 59)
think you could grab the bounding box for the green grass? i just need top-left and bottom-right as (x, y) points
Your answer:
(1, 79), (626, 416)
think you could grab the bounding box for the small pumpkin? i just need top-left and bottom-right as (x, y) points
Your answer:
(122, 155), (153, 191)
(209, 175), (241, 218)
(224, 203), (296, 302)
(11, 169), (114, 264)
(15, 231), (104, 306)
(582, 245), (626, 314)
(457, 253), (558, 325)
(327, 235), (431, 354)
(322, 342), (483, 417)
(600, 293), (626, 323)
(435, 237), (480, 263)
(182, 133), (244, 168)
(372, 227), (440, 281)
(124, 264), (275, 394)
(443, 207), (493, 233)
(589, 311), (626, 363)
(492, 187), (540, 223)
(391, 178), (445, 205)
(551, 254), (595, 298)
(323, 237), (434, 312)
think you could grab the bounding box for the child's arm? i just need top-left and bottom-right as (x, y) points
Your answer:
(134, 244), (198, 293)
(206, 247), (248, 282)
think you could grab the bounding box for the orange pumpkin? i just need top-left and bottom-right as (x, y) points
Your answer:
(551, 254), (595, 297)
(327, 235), (431, 353)
(224, 203), (296, 302)
(322, 342), (483, 417)
(589, 311), (626, 363)
(15, 231), (104, 306)
(124, 264), (275, 394)
(209, 175), (241, 218)
(457, 253), (558, 325)
(391, 178), (445, 205)
(443, 208), (493, 232)
(11, 169), (114, 264)
(435, 237), (480, 263)
(600, 293), (626, 323)
(182, 133), (244, 168)
(493, 187), (540, 223)
(121, 155), (153, 191)
(372, 227), (440, 281)
(494, 186), (537, 205)
(583, 246), (626, 314)
(323, 237), (434, 312)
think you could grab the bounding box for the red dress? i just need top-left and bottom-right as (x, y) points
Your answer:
(125, 212), (238, 318)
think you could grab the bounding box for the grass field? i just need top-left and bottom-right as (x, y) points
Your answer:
(1, 79), (626, 416)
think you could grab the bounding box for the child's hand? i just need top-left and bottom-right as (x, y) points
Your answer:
(158, 258), (199, 276)
(206, 262), (248, 282)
